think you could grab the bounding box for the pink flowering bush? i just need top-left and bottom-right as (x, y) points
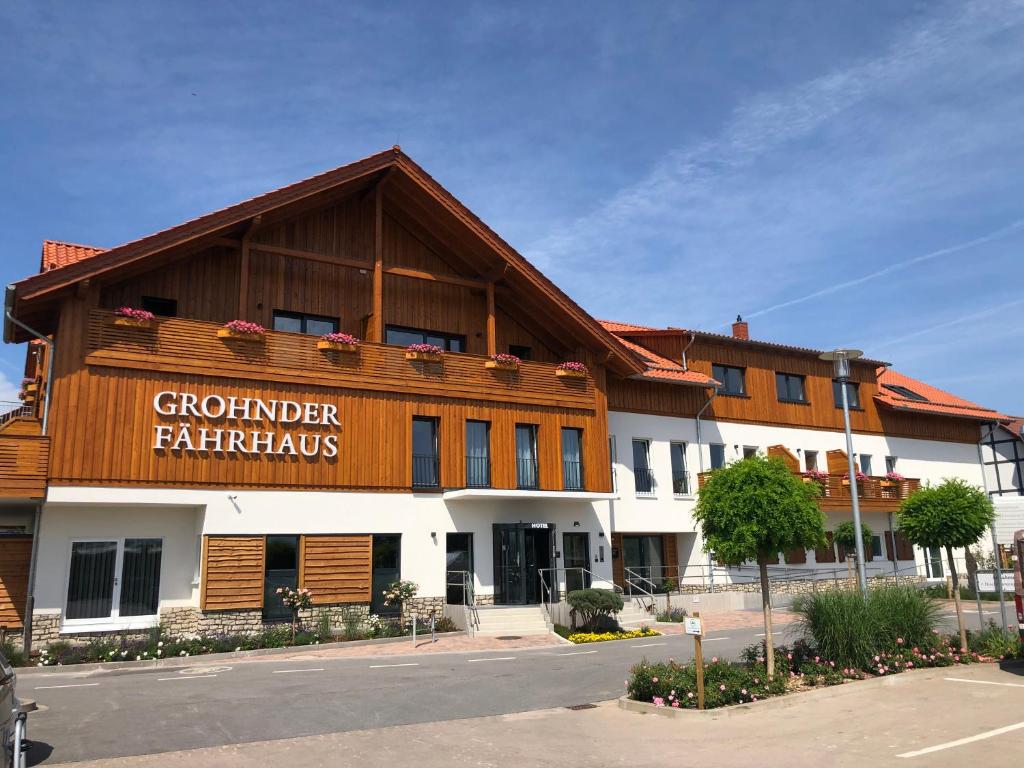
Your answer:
(223, 319), (266, 336)
(489, 353), (521, 366)
(406, 343), (443, 355)
(321, 332), (360, 345)
(628, 658), (788, 709)
(843, 470), (869, 481)
(885, 471), (905, 481)
(556, 361), (588, 373)
(114, 307), (156, 321)
(276, 586), (313, 642)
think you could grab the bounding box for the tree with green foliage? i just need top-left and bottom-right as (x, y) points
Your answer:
(898, 479), (995, 651)
(566, 588), (624, 631)
(833, 521), (873, 563)
(693, 456), (825, 678)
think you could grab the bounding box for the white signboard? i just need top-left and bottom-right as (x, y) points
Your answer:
(976, 571), (1015, 593)
(684, 616), (703, 636)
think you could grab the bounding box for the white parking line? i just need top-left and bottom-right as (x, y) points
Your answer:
(271, 668), (325, 674)
(631, 642), (666, 648)
(34, 683), (100, 690)
(558, 650), (598, 656)
(897, 721), (1024, 758)
(157, 674), (218, 681)
(701, 637), (732, 642)
(466, 656), (516, 663)
(755, 632), (782, 637)
(944, 677), (1024, 688)
(369, 663), (420, 668)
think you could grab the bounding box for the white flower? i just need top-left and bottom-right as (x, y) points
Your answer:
(179, 650), (187, 656)
(235, 646), (241, 652)
(157, 641), (163, 647)
(121, 650), (128, 657)
(156, 649), (162, 656)
(136, 655), (141, 661)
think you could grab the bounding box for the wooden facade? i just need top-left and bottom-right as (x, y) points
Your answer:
(0, 536), (32, 629)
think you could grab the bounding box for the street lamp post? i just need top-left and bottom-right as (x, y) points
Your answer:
(820, 348), (868, 595)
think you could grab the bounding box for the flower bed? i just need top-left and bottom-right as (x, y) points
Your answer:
(569, 626), (658, 644)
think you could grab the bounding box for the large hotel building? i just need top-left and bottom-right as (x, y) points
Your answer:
(0, 147), (1019, 644)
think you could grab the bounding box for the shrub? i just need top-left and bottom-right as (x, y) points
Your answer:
(566, 588), (624, 631)
(628, 658), (788, 709)
(433, 616), (458, 633)
(968, 622), (1021, 660)
(657, 607), (688, 623)
(792, 586), (941, 668)
(1, 640), (25, 668)
(832, 521), (872, 556)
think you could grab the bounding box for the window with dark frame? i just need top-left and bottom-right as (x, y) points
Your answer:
(561, 427), (584, 491)
(832, 379), (860, 409)
(273, 310), (339, 336)
(775, 372), (807, 403)
(508, 344), (532, 361)
(709, 443), (726, 470)
(141, 296), (177, 317)
(515, 424), (539, 489)
(882, 383), (928, 402)
(885, 455), (898, 474)
(805, 450), (818, 471)
(386, 325), (465, 352)
(632, 439), (654, 495)
(412, 417), (440, 488)
(465, 420), (491, 488)
(712, 364), (746, 396)
(859, 454), (873, 475)
(670, 442), (689, 495)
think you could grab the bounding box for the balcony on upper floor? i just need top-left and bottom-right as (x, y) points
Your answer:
(0, 400), (49, 500)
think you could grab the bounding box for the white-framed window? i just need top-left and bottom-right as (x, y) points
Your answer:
(709, 443), (726, 470)
(63, 537), (163, 631)
(742, 445), (758, 459)
(632, 438), (655, 496)
(670, 442), (690, 496)
(804, 450), (819, 472)
(859, 454), (873, 475)
(885, 455), (898, 474)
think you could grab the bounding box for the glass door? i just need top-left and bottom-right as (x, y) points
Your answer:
(263, 536), (299, 622)
(563, 532), (591, 593)
(372, 534), (401, 616)
(493, 524), (525, 604)
(446, 533), (473, 604)
(622, 535), (664, 595)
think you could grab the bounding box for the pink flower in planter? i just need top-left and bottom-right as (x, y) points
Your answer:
(223, 319), (266, 335)
(556, 361), (588, 373)
(652, 696), (665, 707)
(490, 353), (521, 365)
(114, 307), (155, 321)
(885, 471), (905, 481)
(321, 332), (360, 345)
(407, 343), (443, 355)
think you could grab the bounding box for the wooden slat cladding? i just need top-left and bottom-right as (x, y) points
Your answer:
(767, 445), (799, 472)
(0, 435), (50, 499)
(0, 537), (32, 629)
(608, 338), (981, 444)
(201, 536), (265, 611)
(300, 535), (372, 604)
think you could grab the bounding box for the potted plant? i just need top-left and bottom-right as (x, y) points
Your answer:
(880, 471), (906, 497)
(485, 352), (520, 371)
(110, 307), (156, 328)
(218, 319), (267, 341)
(555, 361), (588, 379)
(276, 585), (313, 643)
(405, 343), (443, 363)
(317, 331), (360, 353)
(802, 468), (829, 492)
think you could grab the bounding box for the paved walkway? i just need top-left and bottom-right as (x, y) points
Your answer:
(45, 662), (1024, 767)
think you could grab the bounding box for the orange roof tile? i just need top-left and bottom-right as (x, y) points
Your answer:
(598, 319), (657, 334)
(609, 332), (717, 388)
(875, 369), (1006, 422)
(40, 240), (106, 272)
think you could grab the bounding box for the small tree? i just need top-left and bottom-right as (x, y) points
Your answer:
(383, 579), (419, 621)
(833, 521), (873, 563)
(276, 586), (313, 643)
(693, 456), (825, 678)
(566, 588), (624, 631)
(662, 577), (677, 614)
(897, 479), (995, 650)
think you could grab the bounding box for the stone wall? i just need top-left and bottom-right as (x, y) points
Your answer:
(675, 574), (927, 596)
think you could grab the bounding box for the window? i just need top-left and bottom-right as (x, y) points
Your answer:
(609, 435), (618, 492)
(465, 420), (491, 488)
(712, 364), (746, 396)
(515, 424), (539, 489)
(273, 310), (338, 336)
(743, 446), (758, 459)
(832, 379), (860, 409)
(670, 442), (689, 495)
(870, 535), (883, 560)
(65, 538), (162, 627)
(885, 456), (898, 474)
(775, 372), (806, 403)
(263, 535), (299, 623)
(372, 534), (401, 616)
(508, 344), (532, 361)
(386, 325), (465, 352)
(561, 428), (584, 491)
(632, 439), (654, 495)
(709, 443), (726, 470)
(412, 417), (439, 488)
(882, 383), (928, 402)
(859, 454), (873, 475)
(141, 296), (177, 317)
(805, 450), (818, 471)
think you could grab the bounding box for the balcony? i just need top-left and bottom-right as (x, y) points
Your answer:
(697, 470), (921, 511)
(86, 310), (597, 411)
(0, 401), (49, 500)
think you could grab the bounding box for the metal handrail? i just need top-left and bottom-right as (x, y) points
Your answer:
(446, 570), (479, 631)
(622, 567), (658, 614)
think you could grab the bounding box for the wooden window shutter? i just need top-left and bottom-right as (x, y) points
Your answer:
(885, 531), (897, 562)
(894, 532), (915, 561)
(201, 536), (266, 611)
(815, 532), (836, 564)
(299, 535), (372, 604)
(784, 547), (807, 565)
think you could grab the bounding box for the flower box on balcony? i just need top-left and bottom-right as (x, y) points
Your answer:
(218, 320), (267, 342)
(405, 344), (444, 364)
(485, 353), (521, 371)
(317, 332), (360, 353)
(109, 307), (156, 329)
(110, 316), (155, 329)
(556, 362), (588, 379)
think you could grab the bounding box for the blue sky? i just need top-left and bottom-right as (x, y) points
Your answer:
(1, 1), (1022, 414)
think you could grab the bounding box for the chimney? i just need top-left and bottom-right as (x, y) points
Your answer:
(732, 314), (749, 340)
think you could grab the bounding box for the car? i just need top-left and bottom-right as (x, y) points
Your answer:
(1, 648), (30, 768)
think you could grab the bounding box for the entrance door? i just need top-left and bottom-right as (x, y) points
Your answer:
(563, 532), (591, 594)
(263, 535), (299, 623)
(446, 533), (473, 604)
(371, 534), (401, 616)
(493, 524), (553, 604)
(622, 535), (664, 595)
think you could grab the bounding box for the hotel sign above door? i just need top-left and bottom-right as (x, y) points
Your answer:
(151, 390), (340, 458)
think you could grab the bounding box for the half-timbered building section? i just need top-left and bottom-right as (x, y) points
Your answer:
(2, 147), (646, 643)
(600, 317), (1004, 594)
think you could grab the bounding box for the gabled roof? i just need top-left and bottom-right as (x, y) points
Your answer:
(10, 147), (642, 375)
(599, 322), (717, 388)
(874, 369), (1006, 422)
(40, 240), (106, 271)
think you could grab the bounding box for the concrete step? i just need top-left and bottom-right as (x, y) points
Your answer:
(472, 605), (552, 636)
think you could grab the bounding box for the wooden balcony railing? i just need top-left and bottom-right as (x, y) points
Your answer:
(0, 433), (49, 500)
(697, 470), (921, 510)
(86, 310), (596, 411)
